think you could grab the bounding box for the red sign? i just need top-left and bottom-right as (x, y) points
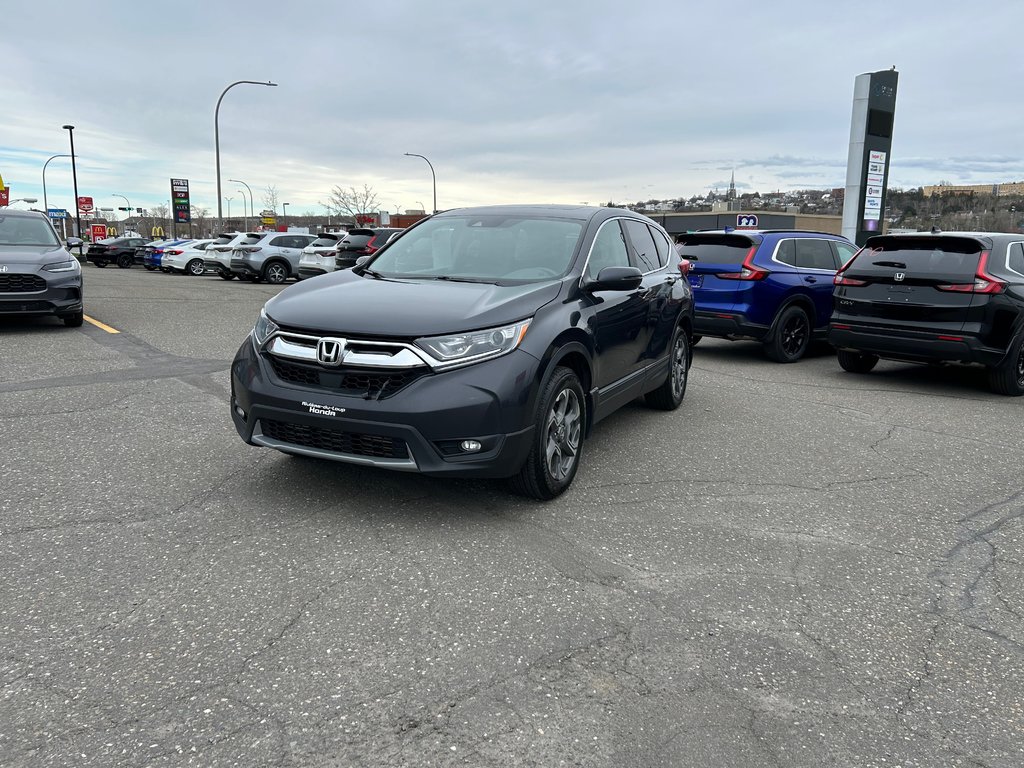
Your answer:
(78, 196), (94, 213)
(90, 224), (107, 242)
(0, 187), (8, 206)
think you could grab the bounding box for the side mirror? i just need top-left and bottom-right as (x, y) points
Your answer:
(66, 237), (84, 248)
(585, 266), (643, 292)
(354, 255), (370, 267)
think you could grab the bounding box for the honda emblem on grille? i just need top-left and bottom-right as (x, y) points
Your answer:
(316, 337), (347, 366)
(0, 265), (7, 273)
(894, 272), (905, 282)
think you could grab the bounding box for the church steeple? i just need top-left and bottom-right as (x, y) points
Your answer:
(728, 169), (736, 201)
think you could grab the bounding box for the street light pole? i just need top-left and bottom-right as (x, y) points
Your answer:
(282, 202), (289, 228)
(224, 196), (233, 221)
(215, 80), (277, 230)
(42, 154), (71, 218)
(404, 152), (437, 213)
(229, 179), (254, 232)
(112, 193), (131, 233)
(62, 125), (82, 249)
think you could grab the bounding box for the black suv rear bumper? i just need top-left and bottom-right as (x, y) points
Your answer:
(828, 323), (1007, 367)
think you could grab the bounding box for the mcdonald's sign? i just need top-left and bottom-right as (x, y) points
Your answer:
(151, 226), (165, 238)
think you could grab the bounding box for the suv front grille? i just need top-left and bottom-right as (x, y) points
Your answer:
(269, 357), (426, 398)
(0, 274), (47, 293)
(261, 419), (408, 459)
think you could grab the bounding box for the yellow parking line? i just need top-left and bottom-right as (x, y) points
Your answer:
(83, 315), (120, 334)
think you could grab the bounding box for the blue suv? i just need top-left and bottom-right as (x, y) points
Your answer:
(678, 229), (859, 362)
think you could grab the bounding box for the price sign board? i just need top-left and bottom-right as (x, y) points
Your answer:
(170, 178), (191, 223)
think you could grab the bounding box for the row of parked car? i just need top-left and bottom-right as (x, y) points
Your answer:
(83, 228), (404, 284)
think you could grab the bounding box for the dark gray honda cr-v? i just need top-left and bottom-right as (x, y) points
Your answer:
(231, 205), (695, 499)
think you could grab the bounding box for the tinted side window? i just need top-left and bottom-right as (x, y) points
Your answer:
(621, 219), (659, 272)
(1008, 242), (1024, 277)
(795, 238), (838, 270)
(775, 240), (797, 266)
(650, 225), (672, 268)
(586, 221), (630, 278)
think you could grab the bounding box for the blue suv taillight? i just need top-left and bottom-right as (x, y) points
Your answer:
(717, 246), (768, 280)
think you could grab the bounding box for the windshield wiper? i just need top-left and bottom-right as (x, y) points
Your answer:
(430, 275), (492, 283)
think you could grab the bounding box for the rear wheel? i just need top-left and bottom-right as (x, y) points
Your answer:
(262, 261), (289, 284)
(186, 258), (205, 276)
(117, 254), (133, 268)
(509, 367), (585, 501)
(837, 349), (879, 373)
(93, 260), (107, 268)
(645, 326), (690, 410)
(144, 265), (156, 271)
(218, 270), (235, 280)
(764, 305), (810, 363)
(987, 334), (1024, 396)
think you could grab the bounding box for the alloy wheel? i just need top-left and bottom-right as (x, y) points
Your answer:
(544, 388), (582, 482)
(671, 334), (688, 399)
(781, 314), (808, 358)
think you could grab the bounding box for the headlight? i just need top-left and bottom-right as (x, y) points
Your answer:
(42, 259), (80, 273)
(252, 309), (279, 348)
(416, 319), (531, 369)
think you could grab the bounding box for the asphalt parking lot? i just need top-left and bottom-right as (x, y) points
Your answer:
(2, 266), (1022, 768)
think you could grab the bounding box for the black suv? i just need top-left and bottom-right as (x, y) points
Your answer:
(334, 228), (403, 269)
(231, 205), (694, 499)
(829, 231), (1024, 395)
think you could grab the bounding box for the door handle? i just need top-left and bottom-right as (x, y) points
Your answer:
(804, 276), (817, 283)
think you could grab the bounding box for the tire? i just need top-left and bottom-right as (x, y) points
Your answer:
(116, 254), (133, 269)
(764, 305), (811, 363)
(691, 335), (702, 347)
(987, 334), (1024, 396)
(646, 326), (690, 410)
(186, 258), (205, 276)
(509, 366), (585, 501)
(63, 310), (84, 328)
(93, 260), (107, 268)
(837, 349), (879, 374)
(218, 270), (235, 281)
(262, 261), (290, 285)
(144, 265), (156, 271)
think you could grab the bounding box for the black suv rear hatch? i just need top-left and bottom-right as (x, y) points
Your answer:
(833, 235), (990, 334)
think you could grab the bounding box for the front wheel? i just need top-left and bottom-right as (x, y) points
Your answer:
(988, 334), (1024, 396)
(63, 310), (84, 328)
(646, 326), (690, 410)
(837, 349), (879, 373)
(93, 260), (107, 268)
(764, 305), (810, 363)
(509, 367), (585, 501)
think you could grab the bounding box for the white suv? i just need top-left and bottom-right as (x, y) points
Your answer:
(204, 232), (247, 280)
(297, 233), (346, 279)
(229, 232), (318, 284)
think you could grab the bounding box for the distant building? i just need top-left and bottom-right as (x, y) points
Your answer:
(922, 181), (1024, 197)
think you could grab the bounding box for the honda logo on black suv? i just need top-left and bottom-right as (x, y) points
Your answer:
(316, 338), (346, 366)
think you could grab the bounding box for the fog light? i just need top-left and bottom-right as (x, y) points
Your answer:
(235, 405), (246, 419)
(460, 440), (482, 453)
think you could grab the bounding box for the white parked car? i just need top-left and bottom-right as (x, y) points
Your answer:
(161, 239), (216, 275)
(203, 232), (248, 279)
(297, 232), (346, 279)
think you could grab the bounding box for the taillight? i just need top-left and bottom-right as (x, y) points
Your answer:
(165, 249), (183, 255)
(718, 246), (768, 280)
(678, 258), (692, 276)
(936, 251), (1005, 294)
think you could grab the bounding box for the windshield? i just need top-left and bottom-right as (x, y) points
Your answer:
(368, 214), (584, 282)
(0, 215), (61, 247)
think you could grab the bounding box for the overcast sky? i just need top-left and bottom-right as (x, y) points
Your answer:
(3, 0), (1023, 220)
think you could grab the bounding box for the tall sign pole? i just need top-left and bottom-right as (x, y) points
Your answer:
(842, 69), (899, 246)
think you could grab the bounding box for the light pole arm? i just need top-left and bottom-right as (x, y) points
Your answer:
(404, 153), (436, 213)
(216, 80), (277, 228)
(42, 154), (71, 216)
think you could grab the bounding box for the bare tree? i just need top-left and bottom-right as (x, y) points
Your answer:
(320, 184), (380, 226)
(190, 205), (210, 237)
(263, 185), (280, 216)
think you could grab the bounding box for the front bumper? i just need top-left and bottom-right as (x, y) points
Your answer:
(230, 339), (540, 478)
(0, 269), (83, 317)
(828, 323), (1007, 367)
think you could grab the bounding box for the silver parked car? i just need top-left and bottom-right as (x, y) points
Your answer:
(161, 239), (216, 275)
(229, 232), (317, 284)
(203, 232), (247, 279)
